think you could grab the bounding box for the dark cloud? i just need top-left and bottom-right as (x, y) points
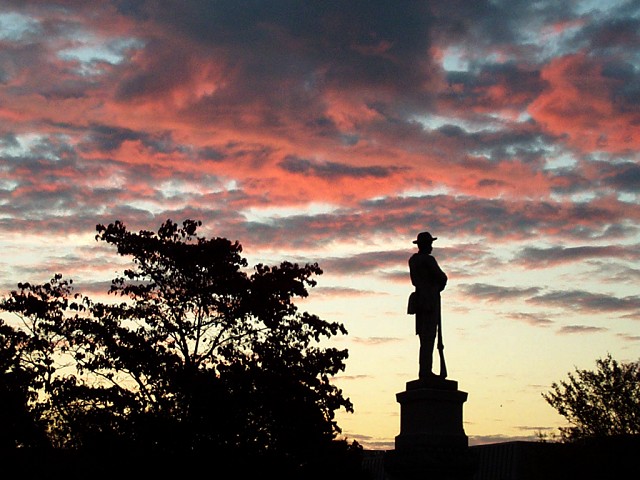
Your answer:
(601, 60), (640, 113)
(319, 250), (407, 276)
(460, 283), (541, 302)
(576, 17), (640, 53)
(82, 124), (177, 153)
(616, 333), (640, 343)
(431, 122), (551, 166)
(109, 0), (438, 127)
(443, 62), (546, 111)
(114, 38), (194, 102)
(430, 0), (577, 57)
(198, 146), (226, 161)
(278, 156), (401, 180)
(603, 263), (640, 285)
(359, 194), (632, 244)
(0, 132), (20, 149)
(558, 325), (607, 335)
(506, 312), (554, 327)
(146, 0), (433, 83)
(516, 245), (640, 268)
(429, 0), (513, 46)
(530, 290), (640, 314)
(601, 162), (640, 192)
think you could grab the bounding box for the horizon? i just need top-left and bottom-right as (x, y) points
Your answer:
(1, 0), (639, 450)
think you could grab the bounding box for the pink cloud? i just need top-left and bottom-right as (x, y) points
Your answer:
(529, 52), (640, 153)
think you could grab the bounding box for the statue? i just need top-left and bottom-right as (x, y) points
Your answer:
(407, 231), (448, 380)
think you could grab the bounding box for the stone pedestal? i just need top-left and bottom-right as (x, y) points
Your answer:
(385, 377), (476, 480)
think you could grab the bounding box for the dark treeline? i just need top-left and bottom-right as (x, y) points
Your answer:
(0, 219), (369, 479)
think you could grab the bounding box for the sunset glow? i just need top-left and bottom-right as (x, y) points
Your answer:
(1, 0), (639, 449)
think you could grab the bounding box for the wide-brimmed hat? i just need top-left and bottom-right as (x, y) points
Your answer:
(413, 231), (438, 244)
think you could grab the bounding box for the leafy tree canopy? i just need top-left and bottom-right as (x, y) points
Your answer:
(543, 354), (640, 442)
(0, 219), (359, 475)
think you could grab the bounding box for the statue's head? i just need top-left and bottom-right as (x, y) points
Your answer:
(413, 231), (437, 245)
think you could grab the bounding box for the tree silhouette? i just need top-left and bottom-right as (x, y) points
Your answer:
(0, 320), (49, 449)
(0, 219), (361, 476)
(543, 354), (640, 442)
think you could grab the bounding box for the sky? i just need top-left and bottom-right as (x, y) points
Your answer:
(1, 0), (640, 449)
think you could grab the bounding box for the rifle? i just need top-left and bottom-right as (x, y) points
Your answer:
(437, 314), (447, 378)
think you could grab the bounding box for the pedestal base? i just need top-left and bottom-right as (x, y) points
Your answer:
(396, 377), (468, 451)
(387, 377), (475, 480)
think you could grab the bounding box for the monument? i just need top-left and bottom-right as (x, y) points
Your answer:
(385, 232), (475, 480)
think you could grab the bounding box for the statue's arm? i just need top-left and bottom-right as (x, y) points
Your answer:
(427, 256), (447, 291)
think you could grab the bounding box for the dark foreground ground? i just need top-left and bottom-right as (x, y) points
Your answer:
(362, 435), (640, 480)
(4, 435), (639, 480)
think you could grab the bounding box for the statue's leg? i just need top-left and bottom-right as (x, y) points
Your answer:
(418, 332), (435, 378)
(418, 317), (437, 378)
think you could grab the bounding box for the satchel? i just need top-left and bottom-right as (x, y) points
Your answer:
(407, 292), (417, 314)
(407, 290), (437, 314)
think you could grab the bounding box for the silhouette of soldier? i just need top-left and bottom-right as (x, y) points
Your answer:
(408, 231), (448, 379)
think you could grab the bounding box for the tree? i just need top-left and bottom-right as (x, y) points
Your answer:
(0, 320), (49, 449)
(0, 219), (358, 475)
(0, 274), (85, 450)
(543, 354), (640, 442)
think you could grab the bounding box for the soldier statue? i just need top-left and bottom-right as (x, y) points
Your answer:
(408, 231), (448, 379)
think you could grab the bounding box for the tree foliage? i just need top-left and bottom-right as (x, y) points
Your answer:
(0, 219), (359, 475)
(543, 354), (640, 442)
(0, 319), (49, 448)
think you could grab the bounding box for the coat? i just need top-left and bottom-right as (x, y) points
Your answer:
(408, 251), (447, 334)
